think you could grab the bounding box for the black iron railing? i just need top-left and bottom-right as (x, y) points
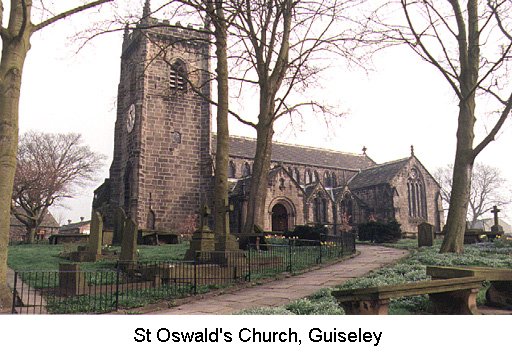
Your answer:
(11, 233), (355, 314)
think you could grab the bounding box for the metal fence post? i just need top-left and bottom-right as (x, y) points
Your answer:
(11, 272), (18, 314)
(288, 240), (292, 273)
(115, 264), (120, 311)
(193, 253), (197, 295)
(248, 247), (251, 282)
(318, 242), (322, 264)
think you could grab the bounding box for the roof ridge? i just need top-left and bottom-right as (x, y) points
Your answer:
(213, 133), (367, 158)
(359, 157), (410, 171)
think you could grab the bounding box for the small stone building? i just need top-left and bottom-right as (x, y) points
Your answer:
(9, 211), (60, 243)
(94, 4), (444, 237)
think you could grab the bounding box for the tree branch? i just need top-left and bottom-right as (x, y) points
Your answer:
(32, 0), (113, 33)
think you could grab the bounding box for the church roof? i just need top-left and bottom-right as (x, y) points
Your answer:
(348, 157), (410, 190)
(212, 135), (375, 170)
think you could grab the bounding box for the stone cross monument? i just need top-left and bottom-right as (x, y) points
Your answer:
(184, 204), (215, 261)
(490, 205), (504, 236)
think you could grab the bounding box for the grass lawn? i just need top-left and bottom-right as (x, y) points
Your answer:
(7, 242), (190, 271)
(238, 238), (512, 315)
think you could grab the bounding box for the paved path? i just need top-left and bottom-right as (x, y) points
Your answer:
(150, 244), (409, 315)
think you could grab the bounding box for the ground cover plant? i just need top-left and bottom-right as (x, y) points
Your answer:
(238, 239), (512, 315)
(9, 238), (352, 313)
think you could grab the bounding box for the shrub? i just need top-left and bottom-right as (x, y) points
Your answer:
(358, 220), (401, 243)
(285, 224), (328, 244)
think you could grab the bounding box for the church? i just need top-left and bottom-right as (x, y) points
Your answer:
(93, 7), (444, 237)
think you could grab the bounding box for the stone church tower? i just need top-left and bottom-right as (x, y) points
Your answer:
(94, 7), (212, 234)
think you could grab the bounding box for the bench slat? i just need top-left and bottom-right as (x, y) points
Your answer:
(332, 276), (484, 302)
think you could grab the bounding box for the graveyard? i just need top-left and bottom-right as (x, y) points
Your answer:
(7, 207), (358, 314)
(7, 212), (512, 315)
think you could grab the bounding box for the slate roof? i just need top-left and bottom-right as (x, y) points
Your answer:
(59, 220), (91, 233)
(348, 157), (410, 190)
(212, 135), (375, 170)
(10, 209), (59, 228)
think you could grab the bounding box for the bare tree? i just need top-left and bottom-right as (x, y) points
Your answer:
(372, 0), (512, 253)
(435, 163), (511, 228)
(226, 0), (367, 233)
(0, 0), (113, 311)
(11, 131), (105, 244)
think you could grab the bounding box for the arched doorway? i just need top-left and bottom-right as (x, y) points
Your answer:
(272, 203), (289, 232)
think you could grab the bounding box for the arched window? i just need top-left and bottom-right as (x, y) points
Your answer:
(331, 173), (337, 187)
(340, 195), (353, 225)
(294, 168), (300, 184)
(313, 194), (328, 223)
(313, 171), (319, 183)
(170, 59), (187, 91)
(305, 169), (312, 184)
(324, 171), (331, 187)
(407, 168), (427, 219)
(228, 161), (236, 178)
(242, 162), (251, 177)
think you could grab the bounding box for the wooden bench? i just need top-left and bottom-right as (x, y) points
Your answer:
(427, 266), (512, 309)
(331, 277), (484, 315)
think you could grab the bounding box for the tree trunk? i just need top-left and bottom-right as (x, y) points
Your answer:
(440, 102), (475, 253)
(26, 225), (37, 244)
(243, 111), (274, 232)
(0, 11), (32, 310)
(212, 15), (230, 240)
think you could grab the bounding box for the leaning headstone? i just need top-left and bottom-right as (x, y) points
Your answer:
(418, 222), (434, 247)
(112, 207), (127, 245)
(86, 211), (103, 261)
(119, 217), (138, 268)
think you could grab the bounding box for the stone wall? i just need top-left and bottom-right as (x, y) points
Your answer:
(105, 22), (212, 234)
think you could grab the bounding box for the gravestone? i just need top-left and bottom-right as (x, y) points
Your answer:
(214, 198), (239, 252)
(86, 211), (103, 261)
(119, 217), (138, 267)
(184, 205), (215, 261)
(113, 207), (127, 245)
(418, 222), (434, 247)
(490, 205), (504, 236)
(59, 263), (83, 297)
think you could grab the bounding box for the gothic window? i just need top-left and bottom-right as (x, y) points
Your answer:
(242, 162), (251, 177)
(170, 59), (187, 91)
(340, 193), (353, 224)
(129, 64), (137, 100)
(331, 173), (337, 187)
(228, 161), (236, 178)
(305, 169), (312, 184)
(407, 168), (427, 219)
(313, 171), (319, 183)
(294, 168), (300, 184)
(324, 171), (331, 187)
(313, 195), (328, 223)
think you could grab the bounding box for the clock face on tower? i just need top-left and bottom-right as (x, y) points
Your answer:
(126, 104), (136, 133)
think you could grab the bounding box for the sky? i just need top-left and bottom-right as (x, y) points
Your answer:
(15, 1), (512, 225)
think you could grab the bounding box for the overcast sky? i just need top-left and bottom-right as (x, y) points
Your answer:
(16, 1), (512, 225)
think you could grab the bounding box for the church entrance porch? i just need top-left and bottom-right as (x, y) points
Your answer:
(272, 203), (289, 232)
